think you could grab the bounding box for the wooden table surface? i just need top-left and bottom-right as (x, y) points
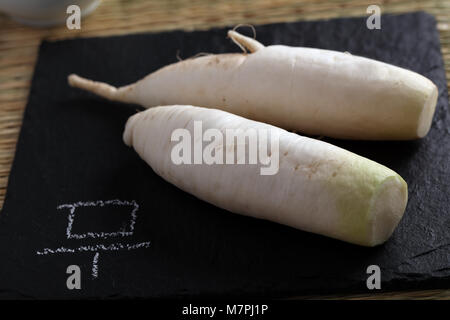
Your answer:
(0, 0), (449, 299)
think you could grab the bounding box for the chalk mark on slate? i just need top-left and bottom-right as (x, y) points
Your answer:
(57, 199), (139, 240)
(36, 199), (151, 279)
(92, 252), (99, 279)
(36, 242), (152, 255)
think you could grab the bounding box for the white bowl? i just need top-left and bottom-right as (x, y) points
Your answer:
(0, 0), (101, 27)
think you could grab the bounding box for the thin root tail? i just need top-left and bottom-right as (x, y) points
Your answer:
(68, 74), (127, 102)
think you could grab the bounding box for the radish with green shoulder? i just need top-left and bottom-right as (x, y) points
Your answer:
(69, 29), (438, 140)
(122, 105), (408, 247)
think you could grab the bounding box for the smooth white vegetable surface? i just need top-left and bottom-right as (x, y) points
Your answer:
(123, 105), (408, 246)
(69, 30), (438, 140)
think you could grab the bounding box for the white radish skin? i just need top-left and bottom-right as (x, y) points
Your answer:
(69, 30), (438, 140)
(123, 105), (408, 246)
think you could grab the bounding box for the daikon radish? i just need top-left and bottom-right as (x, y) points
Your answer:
(68, 30), (438, 140)
(123, 105), (408, 246)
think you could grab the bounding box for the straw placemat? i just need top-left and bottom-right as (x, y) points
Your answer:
(0, 0), (448, 299)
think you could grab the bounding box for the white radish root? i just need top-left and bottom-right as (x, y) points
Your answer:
(68, 30), (438, 140)
(123, 105), (408, 246)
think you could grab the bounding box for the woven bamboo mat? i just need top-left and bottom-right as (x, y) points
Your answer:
(0, 0), (449, 299)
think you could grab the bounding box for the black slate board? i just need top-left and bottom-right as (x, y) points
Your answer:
(0, 12), (449, 299)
